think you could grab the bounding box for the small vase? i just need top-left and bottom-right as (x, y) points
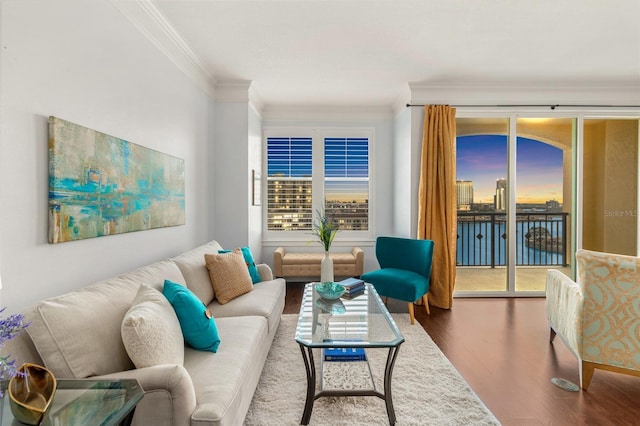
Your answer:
(320, 251), (334, 283)
(9, 363), (57, 425)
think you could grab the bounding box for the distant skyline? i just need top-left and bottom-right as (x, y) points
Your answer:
(456, 135), (563, 204)
(325, 180), (368, 203)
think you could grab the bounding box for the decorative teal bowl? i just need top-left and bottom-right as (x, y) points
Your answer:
(315, 282), (345, 300)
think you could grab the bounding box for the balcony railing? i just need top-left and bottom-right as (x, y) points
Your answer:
(457, 212), (568, 267)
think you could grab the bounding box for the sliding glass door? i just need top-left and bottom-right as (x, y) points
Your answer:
(455, 118), (509, 293)
(514, 118), (574, 292)
(455, 117), (576, 295)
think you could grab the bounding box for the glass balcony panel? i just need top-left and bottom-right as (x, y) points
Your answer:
(455, 118), (509, 293)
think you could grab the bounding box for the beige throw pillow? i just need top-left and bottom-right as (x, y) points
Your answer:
(121, 283), (185, 368)
(205, 249), (253, 304)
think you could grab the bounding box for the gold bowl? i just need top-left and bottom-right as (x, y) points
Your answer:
(9, 363), (57, 425)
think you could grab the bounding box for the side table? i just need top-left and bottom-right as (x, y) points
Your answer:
(1, 378), (143, 426)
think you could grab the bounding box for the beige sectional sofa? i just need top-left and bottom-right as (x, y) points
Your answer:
(2, 240), (286, 426)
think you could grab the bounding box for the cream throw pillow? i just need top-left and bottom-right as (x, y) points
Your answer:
(121, 283), (185, 368)
(205, 249), (253, 304)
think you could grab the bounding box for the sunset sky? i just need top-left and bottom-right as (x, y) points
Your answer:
(456, 135), (563, 204)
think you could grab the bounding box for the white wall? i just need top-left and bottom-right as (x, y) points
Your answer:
(0, 1), (214, 311)
(392, 107), (412, 237)
(212, 81), (264, 260)
(248, 105), (263, 263)
(213, 101), (250, 249)
(409, 107), (425, 238)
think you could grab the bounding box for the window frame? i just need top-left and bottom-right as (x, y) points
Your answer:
(263, 126), (374, 243)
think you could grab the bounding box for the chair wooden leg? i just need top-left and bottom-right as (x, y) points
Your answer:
(582, 361), (596, 390)
(422, 294), (430, 315)
(580, 361), (640, 391)
(407, 302), (415, 325)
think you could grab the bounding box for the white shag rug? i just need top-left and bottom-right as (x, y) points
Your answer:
(245, 314), (501, 425)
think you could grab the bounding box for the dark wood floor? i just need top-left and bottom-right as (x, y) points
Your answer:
(284, 282), (640, 426)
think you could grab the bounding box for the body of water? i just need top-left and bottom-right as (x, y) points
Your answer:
(457, 219), (566, 266)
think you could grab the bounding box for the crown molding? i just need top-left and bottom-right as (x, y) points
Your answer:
(214, 80), (264, 115)
(111, 0), (216, 98)
(249, 86), (264, 115)
(214, 80), (251, 101)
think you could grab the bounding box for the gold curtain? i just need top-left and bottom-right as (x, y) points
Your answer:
(417, 105), (457, 309)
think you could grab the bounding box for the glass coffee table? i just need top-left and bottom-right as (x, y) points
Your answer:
(1, 378), (143, 426)
(295, 283), (404, 425)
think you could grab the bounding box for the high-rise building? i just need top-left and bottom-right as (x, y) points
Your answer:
(456, 180), (474, 211)
(546, 199), (561, 212)
(267, 177), (313, 230)
(495, 178), (507, 211)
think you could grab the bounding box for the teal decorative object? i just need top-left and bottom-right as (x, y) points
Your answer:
(315, 282), (345, 300)
(162, 280), (221, 352)
(315, 298), (346, 314)
(360, 236), (435, 325)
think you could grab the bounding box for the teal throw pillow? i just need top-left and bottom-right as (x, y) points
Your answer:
(162, 279), (221, 352)
(218, 246), (262, 284)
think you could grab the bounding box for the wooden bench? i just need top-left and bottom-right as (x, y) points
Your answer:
(273, 247), (364, 279)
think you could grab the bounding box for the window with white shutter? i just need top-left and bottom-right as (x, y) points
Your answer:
(266, 136), (313, 231)
(324, 137), (369, 230)
(264, 128), (372, 238)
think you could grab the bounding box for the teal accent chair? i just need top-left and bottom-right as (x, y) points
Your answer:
(361, 236), (435, 325)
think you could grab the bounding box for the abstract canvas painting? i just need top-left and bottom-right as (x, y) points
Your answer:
(48, 116), (185, 243)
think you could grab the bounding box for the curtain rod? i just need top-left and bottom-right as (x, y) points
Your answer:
(406, 103), (640, 110)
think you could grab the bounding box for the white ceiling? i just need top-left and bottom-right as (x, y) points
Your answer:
(148, 0), (640, 106)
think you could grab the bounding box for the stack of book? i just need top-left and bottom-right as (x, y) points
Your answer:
(338, 277), (365, 298)
(323, 347), (367, 362)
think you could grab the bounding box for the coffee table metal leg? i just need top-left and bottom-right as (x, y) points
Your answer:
(383, 345), (401, 425)
(299, 344), (316, 425)
(120, 407), (136, 426)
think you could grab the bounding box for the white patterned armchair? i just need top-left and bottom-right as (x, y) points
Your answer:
(546, 249), (640, 390)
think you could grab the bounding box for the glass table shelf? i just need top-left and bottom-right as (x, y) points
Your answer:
(295, 283), (404, 425)
(1, 378), (143, 426)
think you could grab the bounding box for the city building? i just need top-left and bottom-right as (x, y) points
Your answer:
(546, 199), (561, 212)
(325, 201), (369, 231)
(267, 177), (368, 231)
(266, 177), (312, 231)
(456, 180), (474, 211)
(495, 178), (507, 212)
